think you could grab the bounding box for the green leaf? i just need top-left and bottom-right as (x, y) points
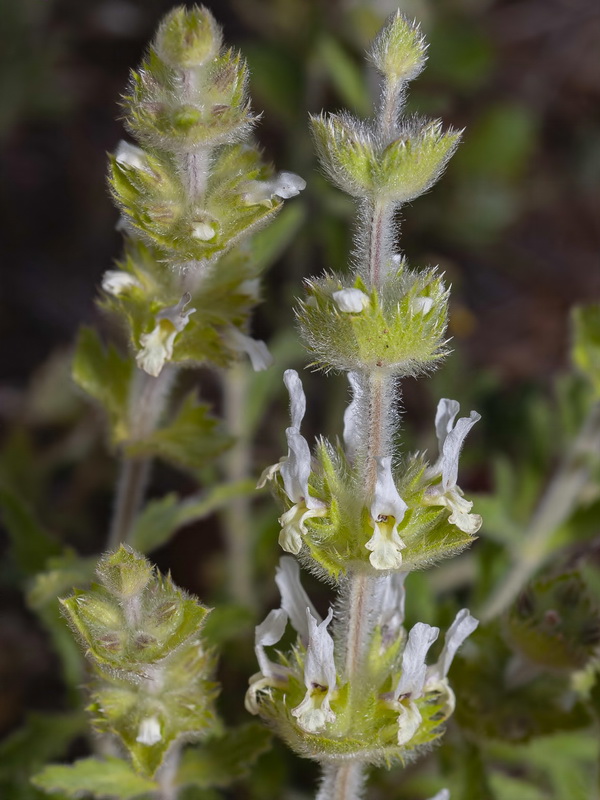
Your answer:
(316, 36), (371, 116)
(178, 724), (272, 789)
(0, 713), (87, 780)
(453, 625), (592, 743)
(507, 572), (600, 672)
(126, 395), (232, 473)
(28, 553), (97, 609)
(202, 603), (254, 646)
(0, 485), (61, 574)
(32, 757), (157, 799)
(129, 480), (256, 553)
(572, 305), (600, 396)
(249, 202), (305, 275)
(27, 553), (97, 691)
(72, 327), (133, 443)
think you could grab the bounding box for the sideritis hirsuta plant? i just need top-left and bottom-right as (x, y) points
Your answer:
(247, 13), (481, 800)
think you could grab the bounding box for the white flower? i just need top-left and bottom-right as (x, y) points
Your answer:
(396, 698), (424, 746)
(428, 791), (450, 800)
(425, 608), (479, 691)
(191, 222), (216, 240)
(377, 572), (407, 646)
(243, 171), (306, 205)
(254, 607), (289, 680)
(342, 371), (362, 462)
(365, 457), (408, 570)
(136, 716), (162, 746)
(411, 295), (434, 314)
(272, 172), (307, 199)
(332, 288), (370, 313)
(115, 140), (150, 171)
(246, 606), (290, 715)
(226, 327), (273, 371)
(101, 269), (142, 296)
(393, 622), (439, 746)
(396, 622), (440, 700)
(136, 293), (196, 377)
(424, 398), (482, 534)
(239, 278), (261, 300)
(292, 608), (337, 733)
(259, 370), (327, 554)
(275, 556), (319, 644)
(392, 610), (478, 745)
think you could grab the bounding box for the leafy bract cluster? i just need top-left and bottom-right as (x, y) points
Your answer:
(61, 546), (216, 776)
(260, 371), (481, 579)
(105, 5), (304, 377)
(246, 559), (477, 765)
(252, 15), (481, 781)
(298, 264), (449, 375)
(298, 13), (458, 378)
(311, 114), (460, 204)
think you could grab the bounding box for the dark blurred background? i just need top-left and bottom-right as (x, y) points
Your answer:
(0, 0), (599, 763)
(2, 0), (599, 384)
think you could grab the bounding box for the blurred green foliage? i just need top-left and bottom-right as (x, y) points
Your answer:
(1, 0), (599, 798)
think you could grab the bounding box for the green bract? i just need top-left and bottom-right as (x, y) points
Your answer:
(369, 12), (428, 82)
(266, 441), (477, 581)
(296, 266), (449, 375)
(311, 113), (460, 203)
(572, 304), (600, 397)
(251, 649), (450, 766)
(101, 241), (267, 371)
(60, 547), (216, 776)
(100, 5), (304, 378)
(155, 6), (222, 68)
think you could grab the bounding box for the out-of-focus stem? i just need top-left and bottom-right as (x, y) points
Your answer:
(156, 742), (182, 800)
(317, 763), (366, 800)
(480, 401), (600, 621)
(107, 367), (176, 550)
(221, 362), (257, 610)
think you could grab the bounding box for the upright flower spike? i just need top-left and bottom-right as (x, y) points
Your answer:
(424, 399), (482, 534)
(104, 5), (305, 377)
(60, 546), (216, 777)
(252, 11), (482, 797)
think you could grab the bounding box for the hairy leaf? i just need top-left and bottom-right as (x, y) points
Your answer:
(32, 757), (157, 799)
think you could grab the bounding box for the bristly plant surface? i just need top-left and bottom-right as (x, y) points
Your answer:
(249, 13), (479, 800)
(30, 5), (303, 798)
(3, 6), (600, 800)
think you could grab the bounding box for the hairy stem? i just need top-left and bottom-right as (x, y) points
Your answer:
(182, 149), (210, 202)
(317, 763), (367, 800)
(325, 180), (399, 798)
(221, 362), (257, 610)
(480, 400), (600, 621)
(156, 742), (182, 800)
(107, 367), (176, 549)
(378, 78), (403, 146)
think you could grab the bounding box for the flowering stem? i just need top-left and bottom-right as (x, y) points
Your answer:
(317, 763), (367, 800)
(327, 185), (398, 798)
(221, 362), (257, 610)
(156, 742), (182, 800)
(107, 367), (176, 549)
(182, 149), (209, 203)
(480, 400), (600, 621)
